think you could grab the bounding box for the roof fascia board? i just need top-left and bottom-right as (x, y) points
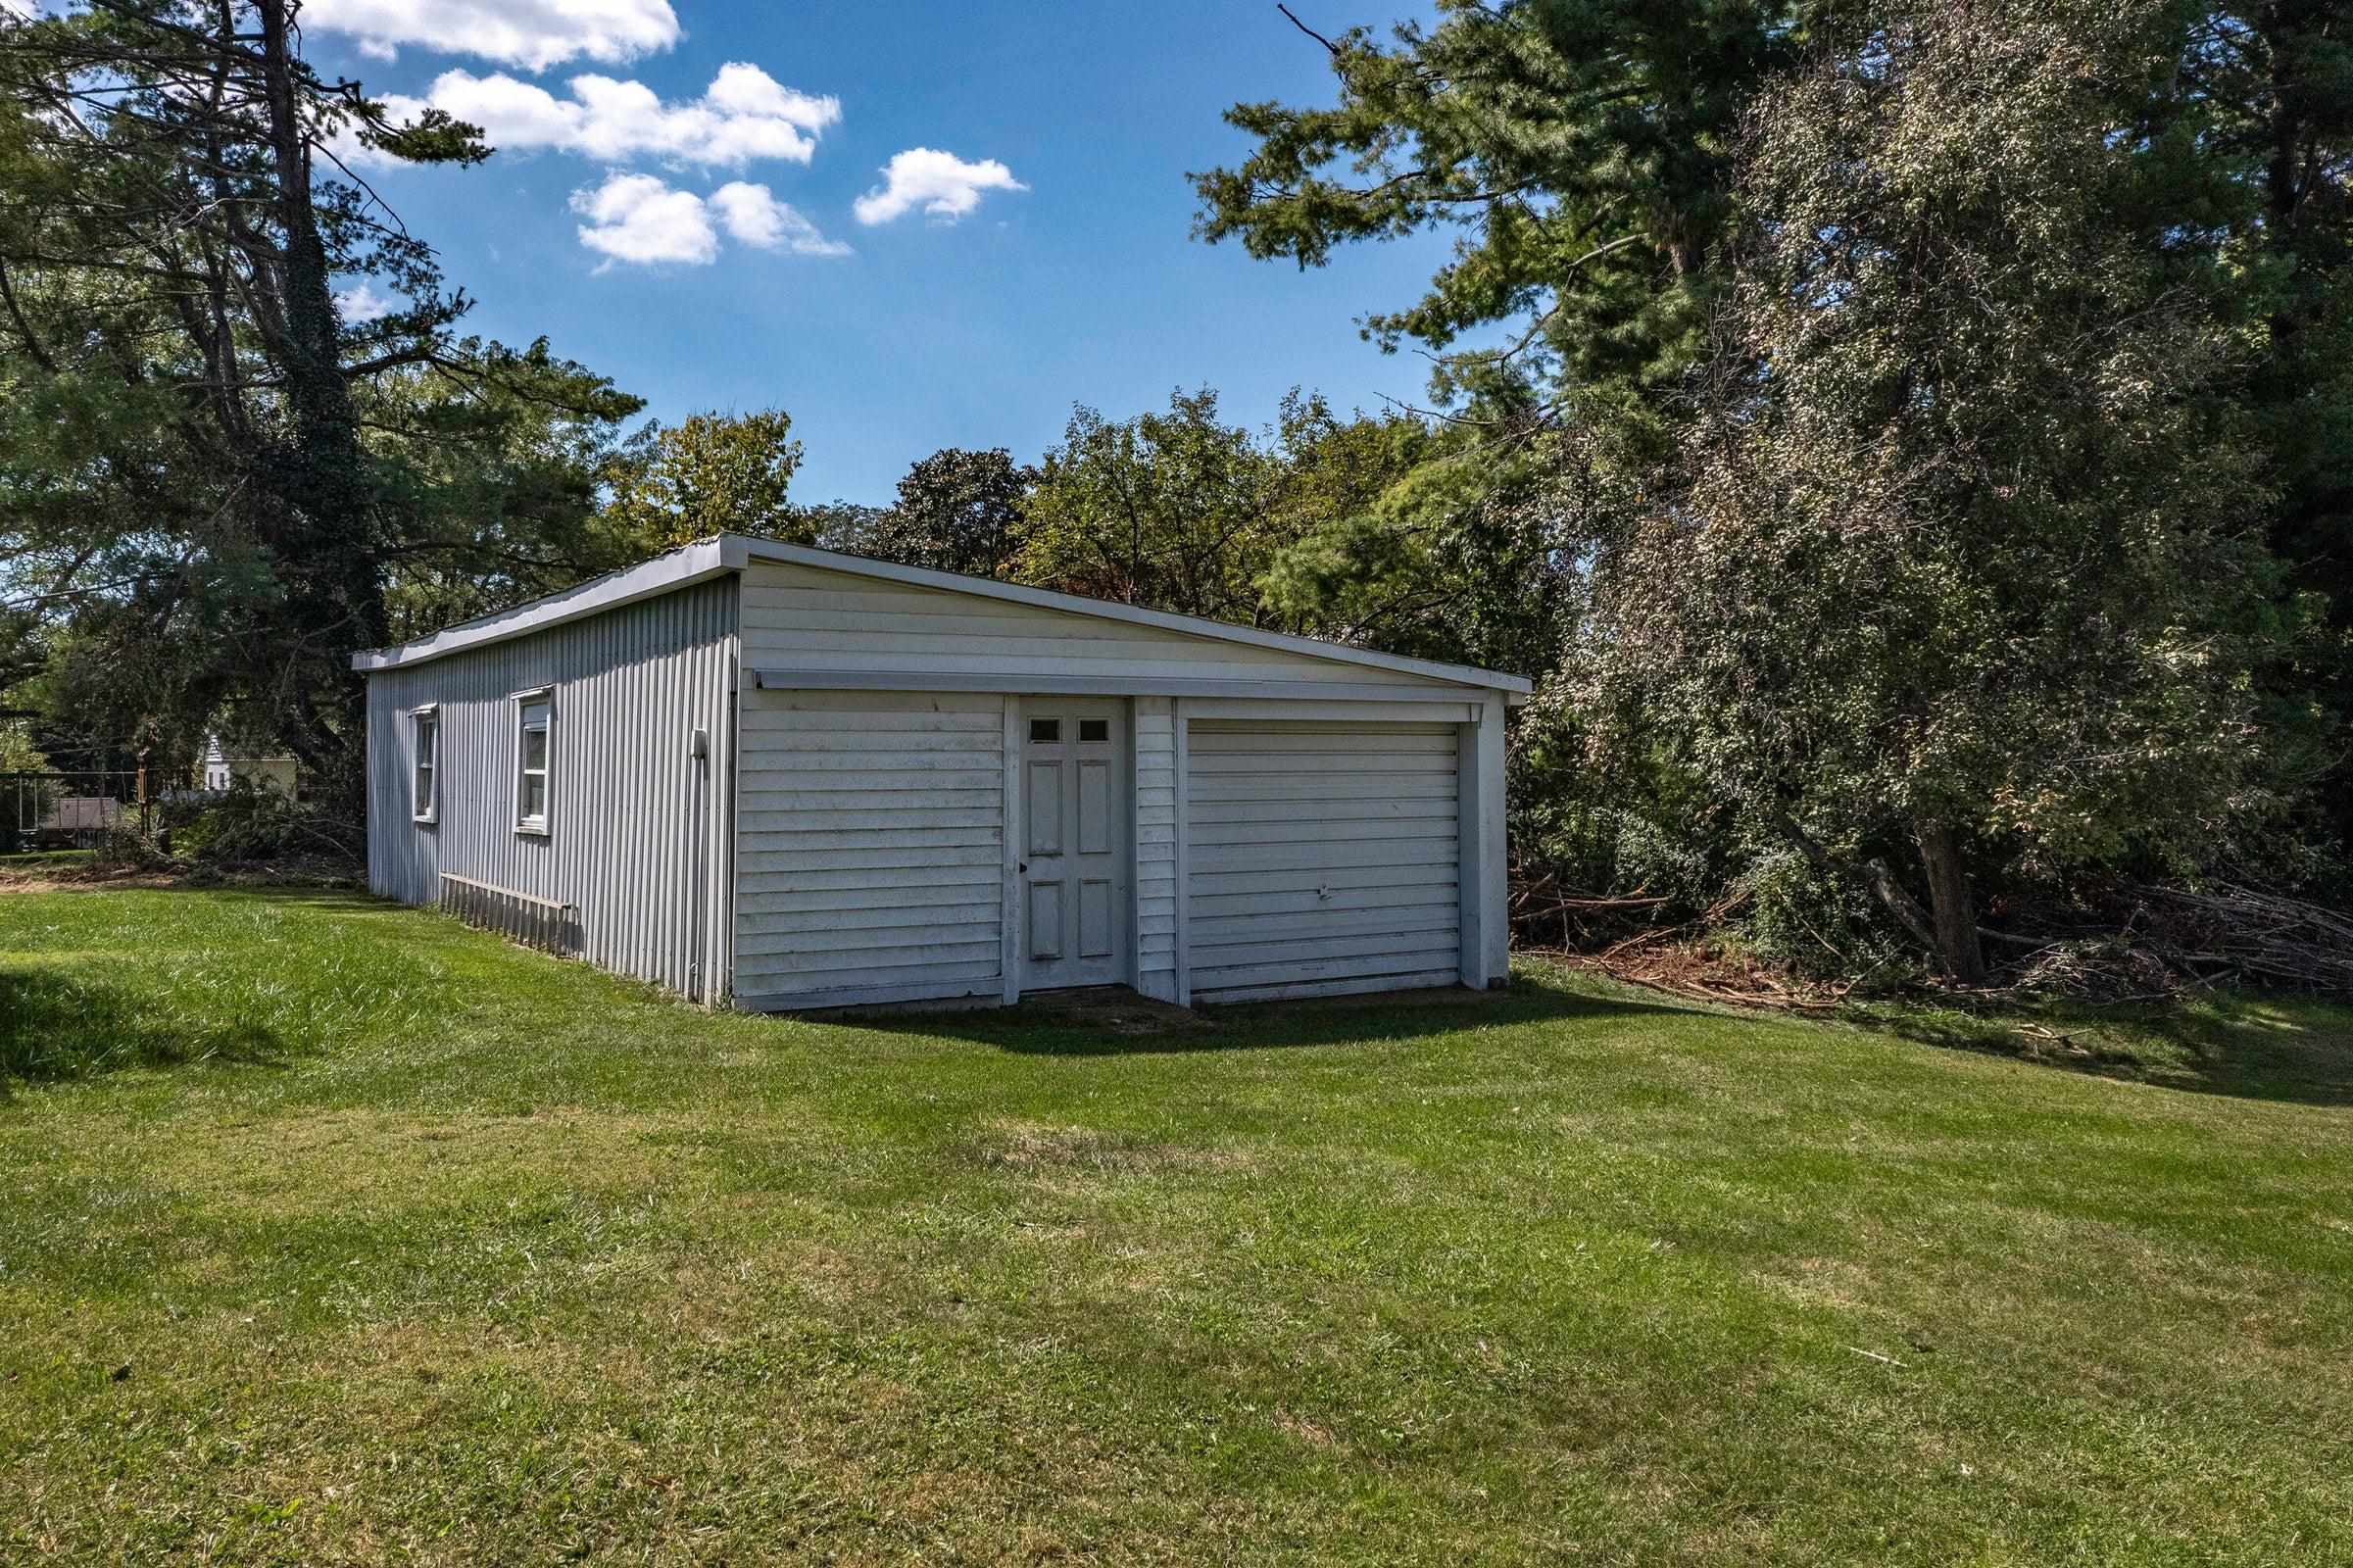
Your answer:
(351, 540), (728, 670)
(750, 668), (1488, 703)
(732, 536), (1533, 694)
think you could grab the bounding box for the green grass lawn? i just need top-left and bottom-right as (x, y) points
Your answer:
(3, 889), (2350, 1566)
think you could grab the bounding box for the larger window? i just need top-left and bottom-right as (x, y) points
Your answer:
(411, 708), (438, 823)
(515, 692), (552, 834)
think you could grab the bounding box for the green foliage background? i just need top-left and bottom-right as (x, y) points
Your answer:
(4, 0), (2348, 973)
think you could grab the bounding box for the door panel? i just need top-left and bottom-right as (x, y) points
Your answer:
(1079, 879), (1112, 958)
(1079, 761), (1110, 855)
(1028, 880), (1063, 960)
(1027, 760), (1062, 855)
(1020, 702), (1126, 989)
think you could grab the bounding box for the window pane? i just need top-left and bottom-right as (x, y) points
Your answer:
(414, 763), (431, 813)
(416, 716), (435, 763)
(521, 774), (546, 820)
(1028, 718), (1059, 743)
(522, 727), (547, 771)
(1079, 718), (1108, 742)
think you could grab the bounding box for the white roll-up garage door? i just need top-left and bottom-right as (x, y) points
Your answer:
(1185, 719), (1461, 1002)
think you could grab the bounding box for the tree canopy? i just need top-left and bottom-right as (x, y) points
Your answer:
(1565, 0), (2292, 978)
(4, 0), (2348, 982)
(1194, 0), (1815, 428)
(0, 0), (643, 794)
(1191, 0), (2353, 969)
(600, 410), (808, 552)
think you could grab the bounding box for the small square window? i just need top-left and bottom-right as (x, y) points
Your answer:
(1028, 718), (1059, 743)
(1079, 718), (1109, 742)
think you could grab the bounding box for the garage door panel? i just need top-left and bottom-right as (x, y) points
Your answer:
(1190, 836), (1458, 874)
(1191, 811), (1455, 848)
(1191, 902), (1461, 945)
(1186, 720), (1460, 1001)
(1189, 773), (1458, 803)
(1195, 744), (1449, 767)
(1190, 880), (1457, 919)
(1189, 863), (1457, 899)
(1205, 968), (1464, 1005)
(1191, 796), (1459, 825)
(1192, 947), (1463, 995)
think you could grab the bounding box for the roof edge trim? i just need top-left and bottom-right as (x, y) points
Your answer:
(351, 540), (730, 670)
(351, 533), (1533, 694)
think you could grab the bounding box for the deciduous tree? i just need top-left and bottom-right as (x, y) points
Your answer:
(1017, 390), (1279, 620)
(600, 409), (807, 551)
(828, 448), (1035, 577)
(1570, 0), (2287, 979)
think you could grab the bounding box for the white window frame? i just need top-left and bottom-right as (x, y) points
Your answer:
(410, 705), (439, 824)
(514, 687), (553, 836)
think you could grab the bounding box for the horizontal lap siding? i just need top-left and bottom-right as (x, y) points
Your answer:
(735, 690), (1005, 1005)
(1133, 697), (1178, 1002)
(739, 564), (1459, 691)
(1185, 721), (1461, 1003)
(363, 578), (736, 998)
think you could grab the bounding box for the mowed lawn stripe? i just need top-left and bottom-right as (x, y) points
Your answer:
(2, 888), (2349, 1564)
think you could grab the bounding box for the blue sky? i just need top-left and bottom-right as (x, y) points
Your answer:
(307, 0), (1451, 505)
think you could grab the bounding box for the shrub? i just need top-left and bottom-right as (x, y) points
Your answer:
(1740, 848), (1911, 984)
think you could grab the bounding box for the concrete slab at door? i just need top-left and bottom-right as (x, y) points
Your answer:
(1020, 701), (1126, 989)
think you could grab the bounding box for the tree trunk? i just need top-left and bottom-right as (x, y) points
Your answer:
(1773, 809), (1956, 967)
(1914, 817), (1985, 985)
(257, 0), (383, 808)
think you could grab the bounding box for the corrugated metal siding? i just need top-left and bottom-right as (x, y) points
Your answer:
(365, 577), (737, 999)
(1185, 720), (1462, 1003)
(734, 689), (1006, 1008)
(740, 562), (1456, 690)
(1133, 698), (1178, 1002)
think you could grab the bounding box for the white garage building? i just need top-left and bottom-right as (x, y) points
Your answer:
(355, 534), (1529, 1010)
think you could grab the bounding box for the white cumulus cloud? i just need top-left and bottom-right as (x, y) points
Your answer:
(852, 148), (1025, 225)
(569, 173), (848, 268)
(385, 63), (841, 168)
(710, 181), (851, 257)
(303, 0), (680, 72)
(333, 281), (399, 323)
(570, 172), (716, 267)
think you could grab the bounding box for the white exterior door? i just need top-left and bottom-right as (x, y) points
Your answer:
(1021, 701), (1126, 990)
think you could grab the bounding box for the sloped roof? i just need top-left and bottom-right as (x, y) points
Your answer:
(352, 533), (1533, 695)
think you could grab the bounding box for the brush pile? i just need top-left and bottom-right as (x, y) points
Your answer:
(1978, 884), (2353, 1002)
(1515, 872), (2353, 1009)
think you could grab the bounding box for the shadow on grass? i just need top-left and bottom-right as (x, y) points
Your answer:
(181, 886), (387, 916)
(0, 967), (287, 1091)
(881, 980), (1690, 1057)
(901, 967), (2353, 1107)
(1850, 993), (2353, 1107)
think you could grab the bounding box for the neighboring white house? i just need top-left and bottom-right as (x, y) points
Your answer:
(201, 734), (299, 795)
(353, 534), (1530, 1011)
